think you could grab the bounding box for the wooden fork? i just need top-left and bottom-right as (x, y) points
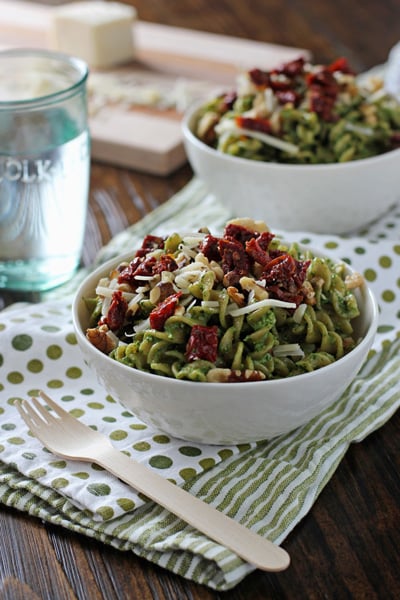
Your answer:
(15, 391), (290, 572)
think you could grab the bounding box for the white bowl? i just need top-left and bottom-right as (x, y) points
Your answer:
(72, 251), (379, 445)
(182, 103), (400, 234)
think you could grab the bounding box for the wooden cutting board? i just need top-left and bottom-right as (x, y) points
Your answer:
(0, 0), (310, 174)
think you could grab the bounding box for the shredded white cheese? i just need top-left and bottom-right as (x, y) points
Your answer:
(344, 122), (374, 136)
(215, 119), (299, 154)
(178, 244), (198, 260)
(228, 298), (296, 317)
(88, 72), (217, 116)
(133, 275), (155, 281)
(127, 292), (145, 312)
(293, 303), (307, 323)
(95, 285), (115, 298)
(134, 318), (150, 332)
(273, 343), (305, 357)
(182, 233), (207, 247)
(201, 300), (219, 308)
(95, 285), (136, 301)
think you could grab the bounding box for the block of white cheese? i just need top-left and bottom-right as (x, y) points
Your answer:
(50, 1), (137, 69)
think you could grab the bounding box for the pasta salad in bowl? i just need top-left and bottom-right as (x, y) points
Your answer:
(182, 56), (400, 234)
(192, 57), (400, 164)
(73, 218), (378, 443)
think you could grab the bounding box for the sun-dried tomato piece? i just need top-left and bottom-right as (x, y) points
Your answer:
(248, 68), (270, 87)
(219, 230), (254, 286)
(149, 292), (182, 331)
(390, 132), (400, 148)
(219, 237), (251, 275)
(262, 254), (297, 285)
(153, 254), (178, 274)
(118, 255), (157, 286)
(117, 256), (141, 277)
(260, 254), (310, 305)
(245, 231), (274, 265)
(220, 91), (237, 110)
(306, 68), (339, 121)
(293, 259), (310, 287)
(226, 370), (265, 382)
(135, 255), (157, 276)
(257, 231), (275, 250)
(245, 235), (272, 266)
(235, 115), (273, 135)
(268, 76), (292, 92)
(185, 325), (219, 363)
(135, 235), (165, 258)
(309, 91), (338, 122)
(266, 285), (303, 305)
(199, 234), (221, 262)
(223, 223), (257, 245)
(119, 252), (178, 286)
(306, 68), (338, 92)
(105, 291), (128, 331)
(327, 57), (354, 74)
(273, 56), (306, 78)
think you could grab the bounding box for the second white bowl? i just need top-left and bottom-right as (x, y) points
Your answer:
(182, 103), (400, 234)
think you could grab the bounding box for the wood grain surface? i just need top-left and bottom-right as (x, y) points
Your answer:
(1, 1), (400, 599)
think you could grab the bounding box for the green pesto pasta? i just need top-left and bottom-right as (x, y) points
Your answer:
(85, 218), (365, 383)
(193, 56), (400, 164)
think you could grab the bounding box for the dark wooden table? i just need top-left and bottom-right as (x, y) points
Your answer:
(1, 1), (400, 598)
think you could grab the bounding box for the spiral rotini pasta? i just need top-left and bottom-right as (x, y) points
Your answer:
(194, 56), (400, 164)
(85, 218), (365, 383)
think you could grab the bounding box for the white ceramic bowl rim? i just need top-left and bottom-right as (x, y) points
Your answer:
(73, 249), (379, 390)
(182, 101), (400, 172)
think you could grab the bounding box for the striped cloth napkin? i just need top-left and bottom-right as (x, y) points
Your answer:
(1, 178), (399, 591)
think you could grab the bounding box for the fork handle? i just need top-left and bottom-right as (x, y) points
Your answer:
(96, 446), (290, 572)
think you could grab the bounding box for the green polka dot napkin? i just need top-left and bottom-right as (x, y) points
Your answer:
(1, 178), (399, 591)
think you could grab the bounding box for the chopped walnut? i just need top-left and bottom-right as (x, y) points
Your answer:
(226, 217), (270, 233)
(227, 286), (245, 306)
(245, 92), (270, 118)
(364, 76), (384, 93)
(209, 260), (224, 281)
(239, 276), (269, 300)
(197, 111), (219, 142)
(195, 252), (210, 266)
(345, 271), (364, 289)
(270, 110), (281, 134)
(86, 324), (118, 354)
(207, 368), (266, 382)
(360, 103), (378, 126)
(302, 280), (316, 304)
